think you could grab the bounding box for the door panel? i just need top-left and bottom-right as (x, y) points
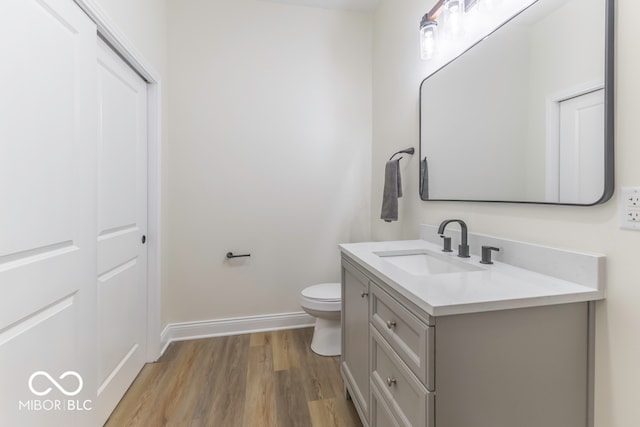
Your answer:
(95, 38), (148, 425)
(1, 1), (79, 257)
(0, 0), (98, 425)
(97, 228), (139, 274)
(97, 260), (140, 390)
(558, 89), (605, 204)
(98, 62), (140, 233)
(1, 297), (83, 427)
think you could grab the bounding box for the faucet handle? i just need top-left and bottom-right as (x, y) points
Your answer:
(440, 235), (453, 253)
(480, 246), (500, 264)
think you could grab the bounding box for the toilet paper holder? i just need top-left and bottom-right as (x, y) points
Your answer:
(226, 252), (251, 259)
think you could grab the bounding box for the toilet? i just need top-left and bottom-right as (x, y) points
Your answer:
(299, 282), (342, 356)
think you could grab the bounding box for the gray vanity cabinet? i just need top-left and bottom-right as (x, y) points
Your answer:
(341, 255), (593, 427)
(341, 258), (371, 425)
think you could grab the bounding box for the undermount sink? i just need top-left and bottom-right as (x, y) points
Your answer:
(375, 250), (484, 275)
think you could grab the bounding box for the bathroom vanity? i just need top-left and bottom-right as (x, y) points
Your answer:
(340, 225), (605, 427)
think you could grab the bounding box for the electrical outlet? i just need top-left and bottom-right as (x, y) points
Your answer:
(619, 187), (640, 230)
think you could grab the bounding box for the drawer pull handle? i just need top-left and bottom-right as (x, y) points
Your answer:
(386, 377), (397, 387)
(361, 291), (369, 298)
(386, 320), (397, 329)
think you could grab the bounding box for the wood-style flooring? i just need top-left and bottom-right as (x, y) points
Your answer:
(105, 327), (363, 427)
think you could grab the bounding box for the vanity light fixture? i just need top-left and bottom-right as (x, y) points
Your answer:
(420, 0), (492, 60)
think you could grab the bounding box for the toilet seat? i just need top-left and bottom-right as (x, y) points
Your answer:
(300, 283), (341, 313)
(301, 283), (341, 302)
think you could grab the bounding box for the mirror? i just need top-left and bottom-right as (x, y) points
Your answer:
(419, 0), (613, 205)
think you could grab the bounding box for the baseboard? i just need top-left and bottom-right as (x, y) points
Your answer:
(159, 311), (315, 356)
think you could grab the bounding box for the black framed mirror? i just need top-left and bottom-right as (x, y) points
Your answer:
(419, 0), (614, 205)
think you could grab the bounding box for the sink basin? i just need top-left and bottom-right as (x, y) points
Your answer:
(375, 250), (483, 275)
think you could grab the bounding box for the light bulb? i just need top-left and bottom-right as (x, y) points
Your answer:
(444, 0), (465, 39)
(419, 15), (438, 60)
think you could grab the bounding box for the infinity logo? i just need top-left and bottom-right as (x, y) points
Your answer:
(28, 371), (83, 397)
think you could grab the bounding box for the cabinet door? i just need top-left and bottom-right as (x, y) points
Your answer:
(341, 258), (370, 422)
(435, 303), (590, 427)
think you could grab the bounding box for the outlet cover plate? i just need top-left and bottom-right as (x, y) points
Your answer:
(619, 187), (640, 230)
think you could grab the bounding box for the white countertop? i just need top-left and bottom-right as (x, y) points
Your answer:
(340, 239), (605, 317)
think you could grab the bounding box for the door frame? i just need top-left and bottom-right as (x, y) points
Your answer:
(73, 0), (163, 361)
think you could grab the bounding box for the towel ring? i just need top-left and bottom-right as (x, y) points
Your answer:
(389, 147), (415, 160)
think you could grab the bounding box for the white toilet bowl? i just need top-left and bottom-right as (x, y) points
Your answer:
(299, 283), (342, 356)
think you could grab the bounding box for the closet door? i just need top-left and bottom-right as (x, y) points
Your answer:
(0, 0), (98, 426)
(95, 38), (148, 425)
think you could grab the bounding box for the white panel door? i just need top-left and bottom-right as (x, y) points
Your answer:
(0, 0), (98, 426)
(558, 89), (605, 204)
(95, 38), (148, 425)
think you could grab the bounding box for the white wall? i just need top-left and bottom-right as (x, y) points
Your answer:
(91, 0), (167, 70)
(165, 0), (372, 324)
(371, 0), (429, 241)
(373, 0), (640, 426)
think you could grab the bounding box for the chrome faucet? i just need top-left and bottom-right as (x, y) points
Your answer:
(437, 219), (470, 258)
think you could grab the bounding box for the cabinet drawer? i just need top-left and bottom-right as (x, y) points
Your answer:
(370, 381), (401, 427)
(371, 328), (434, 427)
(370, 283), (434, 391)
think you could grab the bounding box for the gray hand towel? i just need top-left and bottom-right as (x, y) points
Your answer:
(381, 158), (402, 222)
(420, 157), (429, 199)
